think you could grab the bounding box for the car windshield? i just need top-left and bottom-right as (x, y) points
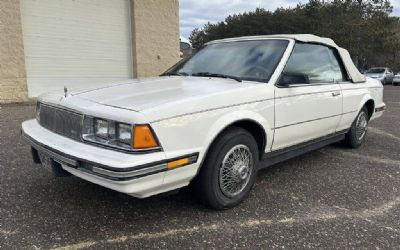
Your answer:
(164, 39), (289, 83)
(366, 68), (385, 73)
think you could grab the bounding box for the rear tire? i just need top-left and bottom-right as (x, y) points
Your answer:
(193, 127), (259, 210)
(344, 106), (369, 148)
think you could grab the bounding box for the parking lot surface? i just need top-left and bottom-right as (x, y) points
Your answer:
(1, 86), (399, 249)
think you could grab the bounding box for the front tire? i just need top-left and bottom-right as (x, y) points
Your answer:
(344, 106), (369, 148)
(194, 127), (259, 209)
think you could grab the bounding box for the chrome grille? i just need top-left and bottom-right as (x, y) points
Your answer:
(39, 104), (83, 141)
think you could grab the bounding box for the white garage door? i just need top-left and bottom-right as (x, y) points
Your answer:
(20, 0), (133, 97)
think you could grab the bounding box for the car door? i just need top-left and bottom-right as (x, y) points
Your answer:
(272, 43), (345, 151)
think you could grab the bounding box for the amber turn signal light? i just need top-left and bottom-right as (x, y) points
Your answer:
(167, 158), (190, 169)
(133, 125), (159, 149)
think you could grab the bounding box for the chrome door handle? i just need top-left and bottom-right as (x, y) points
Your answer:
(332, 91), (341, 97)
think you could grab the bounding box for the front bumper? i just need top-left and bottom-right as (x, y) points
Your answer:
(22, 119), (199, 198)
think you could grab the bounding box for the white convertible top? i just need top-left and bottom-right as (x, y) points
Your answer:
(207, 34), (366, 83)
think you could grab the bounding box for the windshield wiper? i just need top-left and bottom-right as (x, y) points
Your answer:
(192, 72), (242, 82)
(161, 72), (189, 76)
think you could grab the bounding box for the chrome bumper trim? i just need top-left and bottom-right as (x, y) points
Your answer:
(375, 104), (386, 112)
(22, 130), (199, 181)
(91, 164), (167, 179)
(23, 132), (78, 166)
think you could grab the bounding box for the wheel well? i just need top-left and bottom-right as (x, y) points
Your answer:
(364, 100), (375, 119)
(213, 120), (267, 160)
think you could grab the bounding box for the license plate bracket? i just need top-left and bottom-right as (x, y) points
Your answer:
(38, 151), (54, 170)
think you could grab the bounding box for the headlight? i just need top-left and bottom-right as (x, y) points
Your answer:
(94, 119), (108, 139)
(117, 123), (132, 145)
(82, 116), (160, 151)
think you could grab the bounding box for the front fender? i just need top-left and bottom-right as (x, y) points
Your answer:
(152, 107), (274, 162)
(202, 110), (273, 157)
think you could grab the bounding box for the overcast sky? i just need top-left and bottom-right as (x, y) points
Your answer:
(180, 0), (400, 38)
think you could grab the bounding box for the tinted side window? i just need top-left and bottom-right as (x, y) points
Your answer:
(283, 43), (346, 84)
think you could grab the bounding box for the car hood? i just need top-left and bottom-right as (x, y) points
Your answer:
(365, 73), (384, 78)
(71, 76), (256, 112)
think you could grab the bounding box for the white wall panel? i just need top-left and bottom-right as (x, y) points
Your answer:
(21, 0), (133, 97)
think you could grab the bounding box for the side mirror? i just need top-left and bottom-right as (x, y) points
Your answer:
(278, 72), (310, 87)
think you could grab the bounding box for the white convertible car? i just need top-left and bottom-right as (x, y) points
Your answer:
(22, 34), (385, 209)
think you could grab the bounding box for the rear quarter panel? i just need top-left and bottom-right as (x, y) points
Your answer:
(337, 78), (383, 131)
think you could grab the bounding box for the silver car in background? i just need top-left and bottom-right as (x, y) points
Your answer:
(364, 67), (394, 85)
(392, 73), (400, 86)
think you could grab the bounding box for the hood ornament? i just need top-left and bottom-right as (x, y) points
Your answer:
(64, 86), (68, 97)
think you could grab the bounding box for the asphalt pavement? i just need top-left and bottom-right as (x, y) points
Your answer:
(1, 86), (399, 249)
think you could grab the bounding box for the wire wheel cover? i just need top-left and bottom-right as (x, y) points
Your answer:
(219, 144), (253, 197)
(356, 112), (368, 141)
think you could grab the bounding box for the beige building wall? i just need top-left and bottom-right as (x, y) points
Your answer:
(0, 0), (28, 103)
(131, 0), (180, 77)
